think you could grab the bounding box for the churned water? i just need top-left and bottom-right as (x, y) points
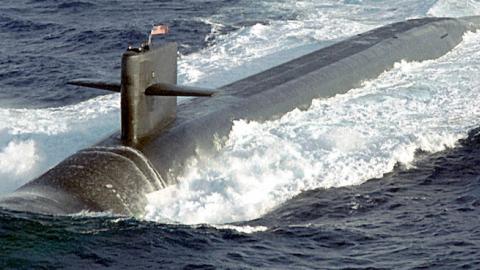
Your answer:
(1, 0), (480, 269)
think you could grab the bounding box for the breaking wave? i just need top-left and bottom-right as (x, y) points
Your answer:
(0, 95), (119, 194)
(145, 31), (480, 224)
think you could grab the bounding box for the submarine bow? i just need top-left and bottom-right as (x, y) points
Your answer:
(1, 16), (480, 216)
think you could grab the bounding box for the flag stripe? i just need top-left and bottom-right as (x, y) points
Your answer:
(151, 25), (169, 35)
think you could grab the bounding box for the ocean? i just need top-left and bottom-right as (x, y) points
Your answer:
(1, 0), (480, 269)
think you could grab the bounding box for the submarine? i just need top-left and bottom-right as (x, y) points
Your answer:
(1, 16), (480, 216)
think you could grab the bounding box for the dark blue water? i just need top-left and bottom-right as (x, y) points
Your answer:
(0, 0), (297, 108)
(1, 129), (479, 269)
(0, 0), (221, 107)
(1, 1), (480, 269)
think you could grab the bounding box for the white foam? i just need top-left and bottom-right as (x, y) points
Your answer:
(178, 0), (444, 88)
(0, 140), (39, 192)
(428, 0), (480, 17)
(211, 225), (268, 234)
(1, 0), (480, 217)
(0, 94), (119, 194)
(145, 31), (480, 224)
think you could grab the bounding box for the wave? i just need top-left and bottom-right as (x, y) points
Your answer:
(145, 31), (480, 224)
(428, 0), (480, 17)
(1, 0), (480, 221)
(0, 94), (119, 194)
(0, 15), (61, 32)
(57, 1), (96, 10)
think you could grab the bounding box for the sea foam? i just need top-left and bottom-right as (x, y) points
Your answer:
(145, 32), (480, 224)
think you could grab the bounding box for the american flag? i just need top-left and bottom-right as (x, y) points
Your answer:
(150, 25), (169, 35)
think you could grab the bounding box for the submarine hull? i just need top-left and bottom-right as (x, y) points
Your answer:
(1, 16), (480, 216)
(139, 16), (480, 189)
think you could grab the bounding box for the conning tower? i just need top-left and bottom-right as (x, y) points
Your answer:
(69, 42), (214, 147)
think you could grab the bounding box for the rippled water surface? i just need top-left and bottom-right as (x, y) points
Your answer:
(1, 0), (480, 269)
